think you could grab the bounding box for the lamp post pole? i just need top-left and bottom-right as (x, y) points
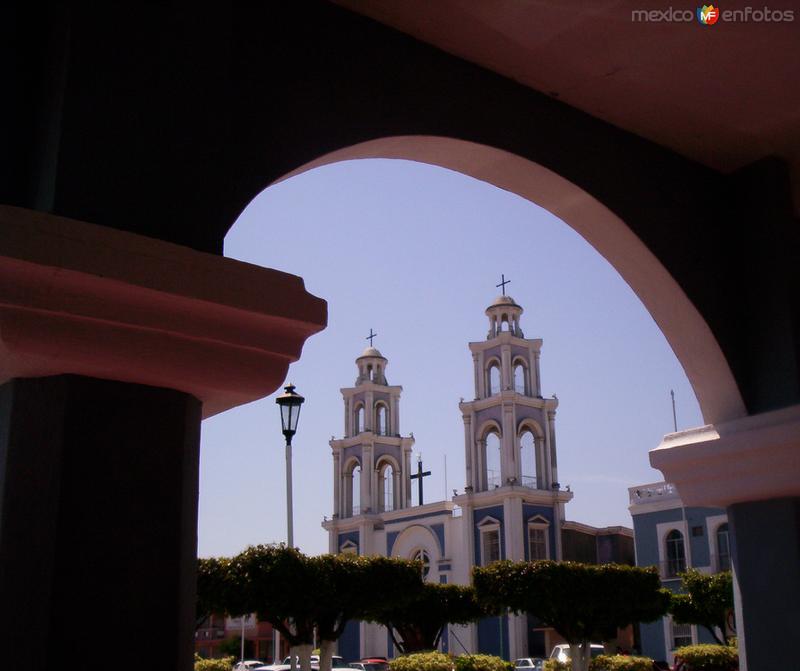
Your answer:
(276, 383), (304, 549)
(286, 435), (294, 548)
(276, 383), (304, 668)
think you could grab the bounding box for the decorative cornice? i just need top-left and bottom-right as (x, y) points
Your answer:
(649, 404), (800, 507)
(0, 206), (327, 417)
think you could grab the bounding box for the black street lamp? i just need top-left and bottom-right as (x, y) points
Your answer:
(276, 383), (304, 548)
(276, 383), (304, 445)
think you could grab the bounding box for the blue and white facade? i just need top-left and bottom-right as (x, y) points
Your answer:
(628, 482), (732, 666)
(323, 296), (574, 661)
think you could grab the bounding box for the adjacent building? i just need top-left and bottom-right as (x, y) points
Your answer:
(628, 481), (732, 666)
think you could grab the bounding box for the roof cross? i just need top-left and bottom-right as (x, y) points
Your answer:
(496, 274), (511, 296)
(366, 328), (378, 347)
(410, 455), (432, 506)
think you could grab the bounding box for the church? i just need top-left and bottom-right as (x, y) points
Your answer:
(322, 292), (634, 661)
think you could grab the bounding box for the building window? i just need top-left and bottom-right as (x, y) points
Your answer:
(376, 403), (389, 435)
(513, 361), (528, 395)
(345, 462), (361, 517)
(485, 431), (502, 489)
(379, 462), (394, 512)
(355, 404), (365, 434)
(340, 540), (358, 555)
(716, 523), (731, 572)
(665, 529), (686, 577)
(519, 430), (537, 489)
(412, 549), (431, 579)
(488, 362), (501, 395)
(528, 522), (549, 560)
(480, 524), (501, 565)
(671, 620), (693, 649)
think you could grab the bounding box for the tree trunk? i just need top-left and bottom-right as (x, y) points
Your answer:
(290, 645), (297, 671)
(320, 639), (335, 671)
(298, 642), (314, 671)
(568, 641), (591, 671)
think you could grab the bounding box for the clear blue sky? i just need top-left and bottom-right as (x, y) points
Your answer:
(197, 159), (703, 559)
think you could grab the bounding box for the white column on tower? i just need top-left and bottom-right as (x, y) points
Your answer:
(501, 404), (515, 483)
(462, 415), (473, 489)
(333, 451), (341, 517)
(547, 409), (558, 484)
(533, 349), (542, 397)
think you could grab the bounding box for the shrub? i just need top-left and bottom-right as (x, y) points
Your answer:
(673, 644), (738, 671)
(454, 654), (513, 671)
(589, 655), (655, 671)
(543, 661), (570, 671)
(390, 651), (454, 671)
(194, 653), (237, 671)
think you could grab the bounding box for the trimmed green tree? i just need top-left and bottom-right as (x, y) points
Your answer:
(473, 561), (670, 671)
(669, 569), (734, 645)
(196, 556), (234, 629)
(367, 582), (487, 653)
(229, 544), (318, 671)
(312, 553), (424, 671)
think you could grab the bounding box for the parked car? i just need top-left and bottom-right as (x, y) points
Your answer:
(514, 658), (545, 671)
(550, 644), (604, 663)
(235, 661), (266, 671)
(256, 655), (347, 671)
(349, 659), (389, 671)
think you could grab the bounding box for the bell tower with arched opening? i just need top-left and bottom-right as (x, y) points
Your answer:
(328, 345), (415, 544)
(457, 293), (572, 561)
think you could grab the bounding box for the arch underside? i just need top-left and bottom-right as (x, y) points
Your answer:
(277, 136), (746, 426)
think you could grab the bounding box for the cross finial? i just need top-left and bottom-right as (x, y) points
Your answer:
(496, 274), (511, 296)
(366, 328), (378, 347)
(409, 456), (432, 506)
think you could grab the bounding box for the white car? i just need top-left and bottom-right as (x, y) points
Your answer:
(235, 662), (267, 671)
(550, 644), (604, 663)
(255, 656), (345, 671)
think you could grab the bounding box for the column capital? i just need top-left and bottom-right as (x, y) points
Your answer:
(650, 404), (800, 507)
(0, 206), (327, 417)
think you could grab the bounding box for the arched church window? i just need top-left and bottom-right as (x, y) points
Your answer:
(519, 430), (537, 488)
(500, 314), (510, 331)
(716, 523), (731, 571)
(367, 364), (373, 381)
(488, 362), (501, 395)
(411, 549), (431, 579)
(379, 462), (394, 512)
(376, 403), (389, 435)
(513, 361), (528, 394)
(351, 464), (361, 516)
(485, 431), (502, 489)
(665, 529), (686, 577)
(355, 404), (365, 433)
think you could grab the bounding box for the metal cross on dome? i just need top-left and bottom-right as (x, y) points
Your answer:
(496, 274), (511, 296)
(366, 328), (378, 347)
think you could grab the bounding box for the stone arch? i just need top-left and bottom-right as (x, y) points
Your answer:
(512, 356), (529, 395)
(390, 524), (442, 582)
(274, 136), (745, 426)
(374, 400), (390, 436)
(375, 454), (401, 513)
(476, 419), (503, 492)
(517, 418), (545, 489)
(485, 356), (502, 396)
(343, 456), (361, 517)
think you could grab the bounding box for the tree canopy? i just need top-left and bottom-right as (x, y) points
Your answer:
(196, 556), (234, 628)
(197, 546), (425, 671)
(669, 569), (734, 645)
(473, 561), (670, 671)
